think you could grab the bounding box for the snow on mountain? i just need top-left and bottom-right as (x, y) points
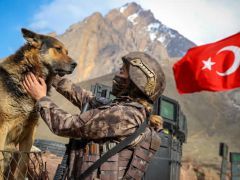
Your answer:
(119, 4), (128, 13)
(119, 2), (195, 57)
(127, 13), (139, 25)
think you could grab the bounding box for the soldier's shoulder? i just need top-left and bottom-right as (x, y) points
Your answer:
(123, 101), (144, 109)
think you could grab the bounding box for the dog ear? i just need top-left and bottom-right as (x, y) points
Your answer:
(21, 28), (42, 48)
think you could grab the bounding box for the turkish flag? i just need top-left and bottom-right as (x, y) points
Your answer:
(173, 32), (240, 94)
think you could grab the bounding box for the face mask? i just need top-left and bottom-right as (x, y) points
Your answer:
(112, 75), (130, 97)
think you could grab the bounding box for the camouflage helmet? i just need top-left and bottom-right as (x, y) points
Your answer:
(122, 52), (166, 102)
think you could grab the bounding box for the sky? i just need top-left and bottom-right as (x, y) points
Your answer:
(0, 0), (239, 58)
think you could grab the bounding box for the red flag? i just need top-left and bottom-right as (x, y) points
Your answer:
(173, 32), (240, 94)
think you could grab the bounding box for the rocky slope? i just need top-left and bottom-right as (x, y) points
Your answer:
(57, 2), (195, 82)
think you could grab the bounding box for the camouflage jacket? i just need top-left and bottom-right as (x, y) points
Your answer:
(36, 78), (147, 140)
(35, 78), (161, 179)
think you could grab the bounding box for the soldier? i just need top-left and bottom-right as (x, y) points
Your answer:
(23, 52), (166, 179)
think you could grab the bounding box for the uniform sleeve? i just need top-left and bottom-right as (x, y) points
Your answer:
(52, 76), (94, 110)
(36, 96), (146, 140)
(36, 96), (86, 137)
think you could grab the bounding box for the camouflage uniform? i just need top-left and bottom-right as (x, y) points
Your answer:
(36, 77), (161, 179)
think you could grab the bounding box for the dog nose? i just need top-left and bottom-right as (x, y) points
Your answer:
(71, 62), (77, 69)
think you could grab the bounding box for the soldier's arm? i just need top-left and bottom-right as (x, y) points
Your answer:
(52, 76), (94, 110)
(36, 96), (86, 137)
(36, 96), (146, 139)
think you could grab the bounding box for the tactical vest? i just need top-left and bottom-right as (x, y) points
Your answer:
(67, 100), (161, 180)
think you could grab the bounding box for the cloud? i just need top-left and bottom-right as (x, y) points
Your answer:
(29, 0), (117, 34)
(29, 0), (240, 44)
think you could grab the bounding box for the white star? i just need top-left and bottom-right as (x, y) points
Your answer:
(202, 58), (215, 70)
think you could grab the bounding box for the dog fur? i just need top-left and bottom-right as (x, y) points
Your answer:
(0, 28), (76, 179)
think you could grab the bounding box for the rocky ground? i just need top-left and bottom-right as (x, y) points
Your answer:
(180, 159), (231, 180)
(42, 152), (62, 180)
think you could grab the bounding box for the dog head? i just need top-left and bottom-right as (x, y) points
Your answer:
(21, 28), (77, 77)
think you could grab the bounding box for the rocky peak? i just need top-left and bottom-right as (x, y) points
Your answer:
(119, 2), (142, 17)
(86, 12), (104, 24)
(119, 2), (155, 26)
(58, 2), (195, 82)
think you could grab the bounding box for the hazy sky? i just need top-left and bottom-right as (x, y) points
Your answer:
(0, 0), (239, 58)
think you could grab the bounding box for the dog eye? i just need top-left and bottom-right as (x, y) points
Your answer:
(55, 47), (62, 52)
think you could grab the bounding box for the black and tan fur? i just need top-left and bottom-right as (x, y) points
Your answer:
(0, 28), (76, 179)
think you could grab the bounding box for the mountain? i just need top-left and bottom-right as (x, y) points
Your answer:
(118, 3), (195, 57)
(57, 2), (195, 82)
(35, 2), (240, 165)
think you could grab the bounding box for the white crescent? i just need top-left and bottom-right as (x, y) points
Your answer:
(216, 46), (240, 76)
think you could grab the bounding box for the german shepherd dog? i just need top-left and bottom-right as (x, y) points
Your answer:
(0, 28), (77, 179)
